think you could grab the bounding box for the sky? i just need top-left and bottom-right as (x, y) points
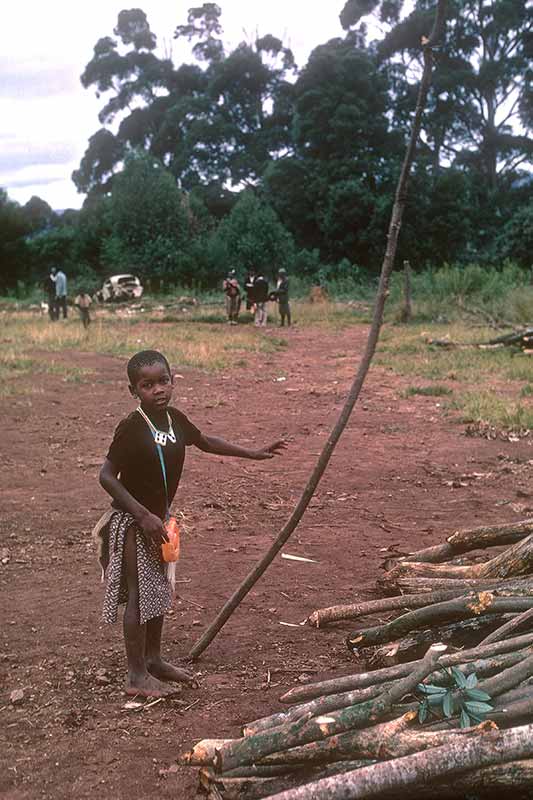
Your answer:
(1, 1), (349, 210)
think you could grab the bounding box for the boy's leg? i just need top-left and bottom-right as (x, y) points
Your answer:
(123, 528), (176, 697)
(145, 616), (195, 684)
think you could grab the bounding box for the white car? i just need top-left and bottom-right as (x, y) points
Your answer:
(96, 274), (144, 303)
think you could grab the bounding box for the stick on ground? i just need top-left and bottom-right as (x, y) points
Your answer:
(187, 0), (448, 661)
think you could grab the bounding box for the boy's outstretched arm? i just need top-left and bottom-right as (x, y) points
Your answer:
(195, 435), (286, 460)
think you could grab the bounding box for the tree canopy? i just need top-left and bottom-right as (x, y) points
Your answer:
(2, 1), (533, 293)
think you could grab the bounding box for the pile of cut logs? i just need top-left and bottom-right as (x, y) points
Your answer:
(180, 520), (533, 798)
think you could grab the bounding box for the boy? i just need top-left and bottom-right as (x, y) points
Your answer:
(223, 269), (241, 325)
(98, 350), (286, 697)
(244, 269), (256, 311)
(253, 270), (269, 327)
(275, 268), (291, 327)
(74, 290), (92, 329)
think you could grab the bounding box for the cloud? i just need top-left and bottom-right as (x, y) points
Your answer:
(0, 56), (82, 99)
(6, 174), (65, 190)
(0, 138), (77, 173)
(1, 0), (348, 210)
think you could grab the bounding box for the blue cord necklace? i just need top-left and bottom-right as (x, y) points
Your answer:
(137, 406), (176, 520)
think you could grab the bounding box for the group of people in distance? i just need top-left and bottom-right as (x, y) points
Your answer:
(44, 267), (93, 328)
(223, 267), (291, 327)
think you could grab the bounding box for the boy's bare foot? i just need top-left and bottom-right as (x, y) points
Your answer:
(126, 673), (180, 698)
(147, 657), (196, 685)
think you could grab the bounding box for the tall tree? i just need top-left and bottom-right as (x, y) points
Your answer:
(107, 151), (191, 281)
(22, 196), (56, 232)
(0, 190), (31, 291)
(73, 9), (174, 196)
(75, 5), (297, 203)
(342, 0), (533, 188)
(264, 33), (401, 267)
(214, 190), (294, 277)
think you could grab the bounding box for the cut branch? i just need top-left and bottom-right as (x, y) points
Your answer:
(308, 588), (469, 628)
(383, 576), (533, 595)
(279, 632), (533, 704)
(264, 723), (533, 800)
(478, 606), (533, 647)
(347, 595), (533, 650)
(403, 519), (533, 564)
(382, 534), (533, 588)
(215, 645), (445, 773)
(188, 0), (448, 660)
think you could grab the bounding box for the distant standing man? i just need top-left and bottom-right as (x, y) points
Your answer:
(54, 269), (68, 319)
(223, 269), (241, 325)
(244, 269), (257, 311)
(44, 268), (57, 320)
(276, 268), (291, 327)
(253, 270), (269, 327)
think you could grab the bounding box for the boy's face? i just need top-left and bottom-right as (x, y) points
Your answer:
(130, 363), (174, 413)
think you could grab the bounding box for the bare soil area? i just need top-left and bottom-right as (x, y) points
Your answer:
(3, 322), (533, 799)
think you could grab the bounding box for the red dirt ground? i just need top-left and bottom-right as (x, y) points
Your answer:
(3, 322), (533, 799)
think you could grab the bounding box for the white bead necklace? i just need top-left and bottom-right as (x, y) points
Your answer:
(137, 406), (177, 446)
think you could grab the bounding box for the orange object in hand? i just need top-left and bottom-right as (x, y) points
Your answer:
(162, 516), (180, 562)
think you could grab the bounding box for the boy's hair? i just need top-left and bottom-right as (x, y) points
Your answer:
(127, 350), (171, 385)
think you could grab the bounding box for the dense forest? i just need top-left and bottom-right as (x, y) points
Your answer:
(2, 0), (533, 294)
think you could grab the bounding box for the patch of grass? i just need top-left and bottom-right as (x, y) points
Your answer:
(0, 355), (37, 379)
(404, 384), (453, 397)
(45, 362), (93, 383)
(0, 305), (329, 384)
(449, 391), (533, 431)
(374, 321), (533, 431)
(0, 350), (93, 397)
(504, 357), (533, 383)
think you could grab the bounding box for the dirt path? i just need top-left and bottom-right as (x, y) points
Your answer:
(2, 323), (533, 799)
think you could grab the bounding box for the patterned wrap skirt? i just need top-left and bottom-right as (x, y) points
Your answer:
(100, 510), (172, 625)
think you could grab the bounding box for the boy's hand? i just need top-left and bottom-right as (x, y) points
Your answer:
(254, 440), (288, 460)
(138, 511), (168, 544)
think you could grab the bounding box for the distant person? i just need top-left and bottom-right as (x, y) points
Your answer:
(275, 268), (291, 327)
(253, 271), (269, 327)
(44, 268), (57, 320)
(75, 290), (92, 329)
(54, 269), (68, 319)
(223, 269), (241, 325)
(244, 269), (257, 311)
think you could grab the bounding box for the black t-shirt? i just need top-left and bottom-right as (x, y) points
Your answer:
(254, 276), (269, 302)
(106, 407), (203, 519)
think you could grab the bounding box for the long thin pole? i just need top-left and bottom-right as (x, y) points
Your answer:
(189, 2), (448, 660)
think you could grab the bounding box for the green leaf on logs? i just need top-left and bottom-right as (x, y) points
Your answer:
(428, 694), (446, 707)
(464, 701), (494, 715)
(465, 673), (478, 689)
(450, 666), (468, 689)
(417, 683), (447, 695)
(418, 700), (429, 724)
(465, 688), (492, 702)
(443, 691), (454, 718)
(460, 708), (471, 729)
